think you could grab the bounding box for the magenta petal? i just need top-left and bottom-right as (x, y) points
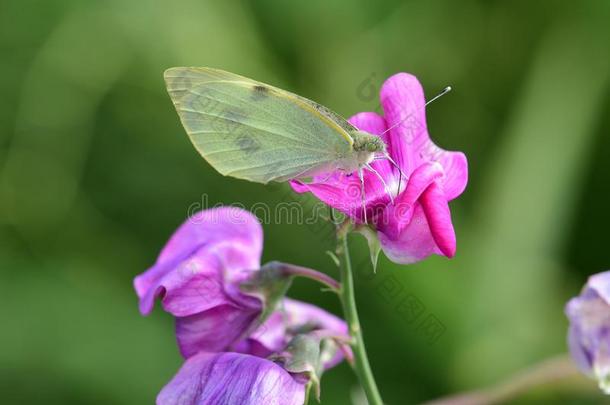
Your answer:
(420, 182), (456, 258)
(157, 352), (306, 405)
(134, 207), (262, 315)
(176, 305), (261, 358)
(380, 72), (428, 174)
(434, 150), (468, 201)
(289, 171), (390, 222)
(378, 162), (444, 240)
(378, 204), (442, 264)
(289, 175), (365, 219)
(380, 73), (468, 200)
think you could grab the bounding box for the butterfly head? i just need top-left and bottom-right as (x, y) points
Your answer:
(350, 131), (386, 154)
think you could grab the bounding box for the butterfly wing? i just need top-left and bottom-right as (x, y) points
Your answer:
(164, 67), (355, 183)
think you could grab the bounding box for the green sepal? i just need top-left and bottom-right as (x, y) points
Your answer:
(354, 225), (382, 272)
(280, 334), (322, 401)
(240, 262), (294, 325)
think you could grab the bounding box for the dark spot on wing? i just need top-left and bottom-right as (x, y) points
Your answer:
(210, 107), (248, 134)
(235, 132), (261, 154)
(251, 85), (269, 100)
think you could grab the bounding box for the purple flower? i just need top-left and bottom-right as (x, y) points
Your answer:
(566, 270), (610, 393)
(161, 299), (348, 405)
(134, 207), (264, 355)
(157, 352), (306, 405)
(291, 73), (468, 264)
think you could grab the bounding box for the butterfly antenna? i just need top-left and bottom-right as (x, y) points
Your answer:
(379, 86), (452, 137)
(364, 163), (394, 204)
(357, 168), (367, 224)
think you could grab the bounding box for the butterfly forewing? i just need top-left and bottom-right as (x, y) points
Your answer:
(165, 67), (354, 183)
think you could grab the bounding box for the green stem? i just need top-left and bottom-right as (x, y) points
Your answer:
(338, 233), (384, 405)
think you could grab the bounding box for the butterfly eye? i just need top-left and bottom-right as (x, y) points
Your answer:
(366, 139), (385, 152)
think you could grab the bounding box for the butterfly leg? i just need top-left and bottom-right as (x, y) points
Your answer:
(364, 163), (394, 204)
(376, 153), (407, 196)
(357, 167), (367, 224)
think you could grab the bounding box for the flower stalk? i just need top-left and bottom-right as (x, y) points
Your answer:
(338, 232), (384, 405)
(264, 261), (341, 293)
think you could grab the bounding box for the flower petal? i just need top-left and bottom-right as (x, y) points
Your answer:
(566, 304), (593, 374)
(283, 298), (348, 337)
(586, 272), (610, 305)
(234, 298), (349, 370)
(435, 150), (468, 201)
(380, 72), (427, 174)
(176, 305), (261, 358)
(138, 243), (261, 316)
(234, 310), (288, 358)
(158, 207), (262, 267)
(377, 162), (444, 240)
(565, 273), (610, 387)
(378, 204), (442, 264)
(157, 352), (306, 405)
(283, 299), (349, 369)
(420, 182), (456, 258)
(380, 73), (467, 200)
(134, 207), (262, 315)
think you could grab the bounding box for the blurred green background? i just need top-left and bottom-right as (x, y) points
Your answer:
(2, 0), (610, 403)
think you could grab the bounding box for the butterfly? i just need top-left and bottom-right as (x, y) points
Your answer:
(164, 67), (428, 222)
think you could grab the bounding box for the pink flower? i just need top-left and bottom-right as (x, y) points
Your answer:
(291, 73), (468, 264)
(133, 207), (264, 354)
